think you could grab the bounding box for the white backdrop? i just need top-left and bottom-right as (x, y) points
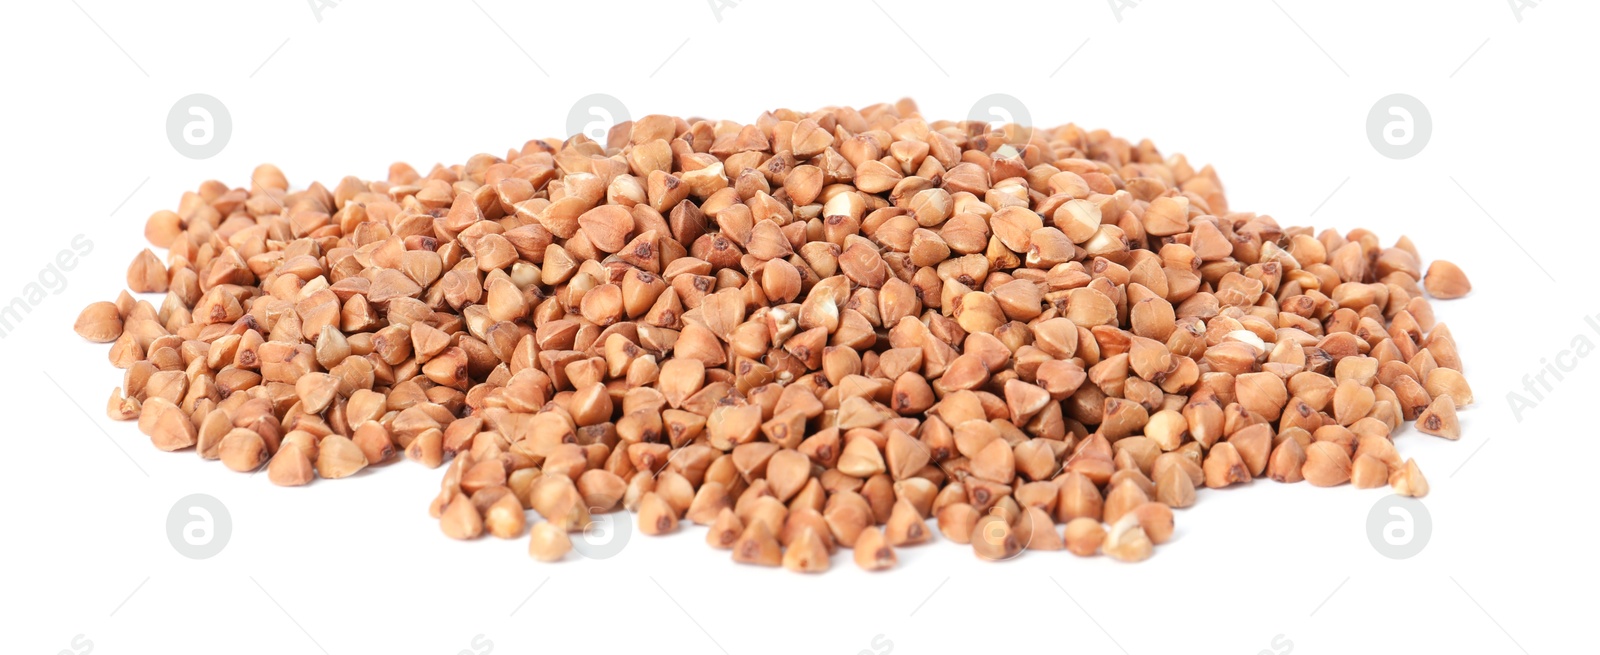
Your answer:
(3, 1), (1594, 654)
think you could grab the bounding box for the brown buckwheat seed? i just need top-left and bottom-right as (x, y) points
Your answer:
(78, 99), (1469, 570)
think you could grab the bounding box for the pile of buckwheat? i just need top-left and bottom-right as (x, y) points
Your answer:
(74, 99), (1472, 570)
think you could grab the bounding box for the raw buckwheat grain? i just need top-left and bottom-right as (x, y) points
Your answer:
(75, 99), (1470, 570)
